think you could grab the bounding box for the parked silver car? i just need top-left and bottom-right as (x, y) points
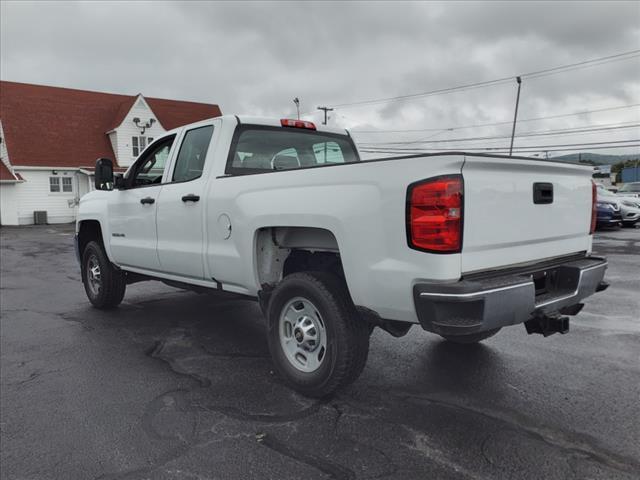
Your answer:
(616, 182), (640, 199)
(598, 184), (640, 227)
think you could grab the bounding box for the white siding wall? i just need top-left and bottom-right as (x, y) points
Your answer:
(112, 95), (166, 168)
(0, 184), (19, 225)
(13, 169), (78, 224)
(0, 120), (20, 226)
(108, 131), (118, 162)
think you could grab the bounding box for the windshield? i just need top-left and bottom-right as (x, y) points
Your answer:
(619, 182), (640, 193)
(227, 126), (360, 174)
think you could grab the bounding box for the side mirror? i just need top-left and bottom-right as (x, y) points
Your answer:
(95, 158), (114, 190)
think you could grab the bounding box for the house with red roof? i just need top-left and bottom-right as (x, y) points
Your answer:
(0, 81), (221, 225)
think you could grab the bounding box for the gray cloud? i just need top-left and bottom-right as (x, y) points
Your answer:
(1, 0), (638, 156)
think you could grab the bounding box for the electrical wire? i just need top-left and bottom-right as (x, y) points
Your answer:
(323, 50), (640, 109)
(359, 144), (640, 156)
(358, 123), (640, 146)
(359, 139), (640, 153)
(350, 103), (640, 134)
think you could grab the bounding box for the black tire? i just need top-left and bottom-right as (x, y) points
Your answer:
(266, 271), (370, 398)
(81, 241), (126, 309)
(440, 328), (501, 344)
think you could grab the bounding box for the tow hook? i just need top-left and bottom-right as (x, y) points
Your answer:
(525, 313), (570, 337)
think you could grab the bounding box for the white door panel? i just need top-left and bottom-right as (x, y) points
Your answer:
(156, 124), (216, 280)
(108, 186), (162, 270)
(108, 134), (178, 271)
(156, 182), (205, 279)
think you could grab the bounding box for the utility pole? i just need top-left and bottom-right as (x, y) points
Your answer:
(293, 98), (300, 120)
(316, 106), (334, 163)
(509, 76), (522, 156)
(317, 106), (334, 125)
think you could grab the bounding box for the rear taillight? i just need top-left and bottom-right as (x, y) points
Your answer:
(280, 119), (316, 130)
(590, 181), (597, 234)
(407, 175), (463, 253)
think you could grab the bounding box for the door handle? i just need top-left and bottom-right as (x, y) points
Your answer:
(181, 194), (200, 203)
(140, 197), (155, 205)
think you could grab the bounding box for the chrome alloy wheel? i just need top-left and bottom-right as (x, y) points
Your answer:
(86, 254), (102, 296)
(279, 297), (327, 373)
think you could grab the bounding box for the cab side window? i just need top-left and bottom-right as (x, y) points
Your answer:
(172, 126), (214, 183)
(128, 136), (175, 188)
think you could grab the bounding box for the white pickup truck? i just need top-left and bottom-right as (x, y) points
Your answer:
(76, 116), (609, 397)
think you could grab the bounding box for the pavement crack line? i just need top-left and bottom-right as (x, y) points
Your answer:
(195, 401), (322, 424)
(258, 432), (357, 480)
(146, 340), (212, 388)
(401, 393), (640, 475)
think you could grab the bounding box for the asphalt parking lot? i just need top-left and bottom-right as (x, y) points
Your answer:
(1, 224), (638, 480)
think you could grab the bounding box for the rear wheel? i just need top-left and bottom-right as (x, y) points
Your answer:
(266, 271), (369, 397)
(440, 328), (501, 344)
(81, 241), (126, 309)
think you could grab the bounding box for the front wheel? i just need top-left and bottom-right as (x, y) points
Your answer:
(81, 241), (126, 309)
(440, 328), (501, 344)
(266, 271), (370, 398)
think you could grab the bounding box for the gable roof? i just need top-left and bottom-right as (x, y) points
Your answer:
(0, 162), (22, 182)
(0, 81), (222, 168)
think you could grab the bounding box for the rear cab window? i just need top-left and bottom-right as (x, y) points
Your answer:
(226, 126), (360, 174)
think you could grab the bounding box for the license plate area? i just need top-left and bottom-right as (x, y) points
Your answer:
(532, 266), (580, 305)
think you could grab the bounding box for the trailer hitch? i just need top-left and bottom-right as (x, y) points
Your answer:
(525, 313), (570, 337)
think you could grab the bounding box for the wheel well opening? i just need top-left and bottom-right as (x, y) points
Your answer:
(283, 250), (345, 279)
(255, 227), (345, 290)
(78, 220), (103, 256)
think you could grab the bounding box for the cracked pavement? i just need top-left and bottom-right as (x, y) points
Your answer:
(1, 225), (639, 479)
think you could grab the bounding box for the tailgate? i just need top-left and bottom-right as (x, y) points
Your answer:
(461, 156), (593, 273)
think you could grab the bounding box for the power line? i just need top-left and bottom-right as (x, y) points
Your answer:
(351, 103), (640, 134)
(324, 49), (640, 109)
(361, 123), (640, 145)
(359, 139), (640, 153)
(358, 122), (640, 146)
(359, 143), (640, 156)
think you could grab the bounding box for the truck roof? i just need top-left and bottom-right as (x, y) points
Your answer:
(160, 115), (351, 139)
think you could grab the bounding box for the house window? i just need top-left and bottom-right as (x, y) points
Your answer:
(132, 136), (149, 157)
(49, 176), (73, 193)
(49, 177), (60, 192)
(62, 177), (73, 192)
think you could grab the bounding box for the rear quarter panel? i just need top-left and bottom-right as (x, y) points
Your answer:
(205, 156), (465, 322)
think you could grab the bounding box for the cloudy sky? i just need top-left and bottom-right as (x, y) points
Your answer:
(2, 1), (639, 158)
